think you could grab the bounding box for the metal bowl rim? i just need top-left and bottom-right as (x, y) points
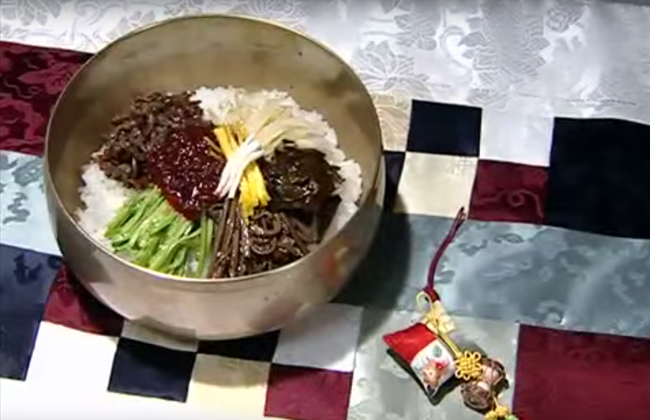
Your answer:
(44, 13), (383, 285)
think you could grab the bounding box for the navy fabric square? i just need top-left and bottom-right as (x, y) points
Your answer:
(383, 151), (405, 210)
(198, 330), (279, 362)
(406, 100), (481, 156)
(108, 338), (196, 402)
(0, 245), (60, 380)
(545, 118), (650, 239)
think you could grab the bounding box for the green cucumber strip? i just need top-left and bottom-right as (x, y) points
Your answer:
(105, 187), (211, 277)
(146, 210), (187, 254)
(111, 191), (160, 238)
(105, 193), (143, 236)
(151, 228), (200, 273)
(197, 214), (215, 278)
(128, 196), (166, 249)
(111, 239), (132, 253)
(170, 246), (188, 271)
(204, 217), (215, 276)
(149, 227), (190, 271)
(134, 235), (162, 266)
(148, 207), (176, 236)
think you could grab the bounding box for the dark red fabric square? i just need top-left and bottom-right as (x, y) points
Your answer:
(469, 160), (548, 224)
(43, 265), (123, 336)
(514, 325), (650, 420)
(265, 364), (353, 420)
(0, 41), (90, 155)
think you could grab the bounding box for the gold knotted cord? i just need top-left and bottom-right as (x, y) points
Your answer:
(416, 291), (482, 382)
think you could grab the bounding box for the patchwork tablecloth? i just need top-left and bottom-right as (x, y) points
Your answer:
(1, 2), (650, 420)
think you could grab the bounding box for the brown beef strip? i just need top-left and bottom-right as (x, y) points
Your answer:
(95, 92), (210, 189)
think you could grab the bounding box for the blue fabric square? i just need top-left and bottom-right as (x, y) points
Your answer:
(406, 100), (482, 156)
(0, 244), (61, 380)
(108, 338), (196, 402)
(198, 331), (279, 362)
(545, 118), (650, 239)
(383, 151), (405, 210)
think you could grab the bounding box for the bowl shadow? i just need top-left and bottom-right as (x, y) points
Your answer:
(334, 193), (412, 344)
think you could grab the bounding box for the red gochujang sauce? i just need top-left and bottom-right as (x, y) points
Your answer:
(147, 125), (225, 221)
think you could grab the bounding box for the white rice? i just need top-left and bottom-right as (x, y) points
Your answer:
(77, 163), (135, 245)
(77, 87), (363, 247)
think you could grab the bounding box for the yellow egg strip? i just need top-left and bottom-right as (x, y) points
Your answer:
(226, 126), (256, 220)
(232, 125), (270, 207)
(213, 125), (269, 221)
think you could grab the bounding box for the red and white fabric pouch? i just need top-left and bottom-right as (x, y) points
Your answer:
(384, 321), (457, 401)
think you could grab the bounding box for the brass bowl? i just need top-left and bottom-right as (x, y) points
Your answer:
(45, 14), (384, 340)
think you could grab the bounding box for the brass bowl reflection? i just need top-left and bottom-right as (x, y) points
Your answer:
(45, 15), (384, 340)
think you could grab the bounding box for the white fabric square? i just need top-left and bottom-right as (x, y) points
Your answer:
(120, 321), (198, 353)
(372, 93), (412, 152)
(187, 355), (270, 415)
(26, 322), (118, 394)
(395, 153), (478, 217)
(0, 378), (239, 420)
(273, 303), (363, 372)
(479, 109), (554, 167)
(0, 151), (60, 256)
